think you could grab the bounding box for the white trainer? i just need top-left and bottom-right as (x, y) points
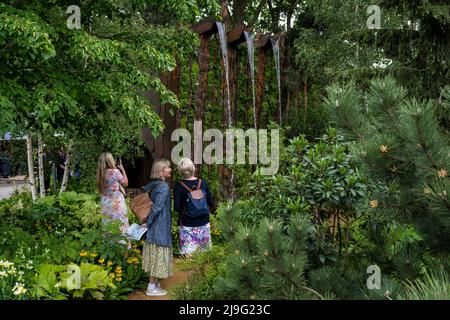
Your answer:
(145, 287), (167, 296)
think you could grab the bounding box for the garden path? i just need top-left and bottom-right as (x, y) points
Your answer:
(127, 257), (193, 300)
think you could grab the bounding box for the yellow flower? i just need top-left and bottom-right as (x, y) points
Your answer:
(98, 258), (105, 264)
(90, 252), (98, 258)
(79, 251), (88, 257)
(116, 270), (122, 275)
(116, 277), (122, 282)
(379, 145), (388, 153)
(107, 261), (113, 267)
(109, 273), (115, 279)
(437, 169), (448, 178)
(127, 258), (137, 265)
(370, 200), (378, 208)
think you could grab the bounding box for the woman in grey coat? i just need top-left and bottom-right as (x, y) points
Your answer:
(141, 158), (173, 296)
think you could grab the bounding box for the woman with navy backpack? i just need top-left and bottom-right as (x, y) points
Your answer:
(174, 158), (216, 257)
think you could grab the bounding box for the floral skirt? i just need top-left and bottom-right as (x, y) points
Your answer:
(179, 223), (212, 255)
(101, 191), (128, 234)
(142, 243), (173, 279)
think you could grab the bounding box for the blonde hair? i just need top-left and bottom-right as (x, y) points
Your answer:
(177, 157), (195, 178)
(150, 158), (171, 180)
(96, 152), (116, 193)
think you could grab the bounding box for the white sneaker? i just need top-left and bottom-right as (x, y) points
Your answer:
(145, 287), (167, 296)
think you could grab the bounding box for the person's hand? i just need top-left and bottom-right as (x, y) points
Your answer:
(117, 163), (125, 171)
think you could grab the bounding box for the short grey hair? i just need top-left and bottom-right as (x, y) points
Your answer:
(177, 157), (195, 178)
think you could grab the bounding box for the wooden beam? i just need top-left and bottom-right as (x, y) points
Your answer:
(192, 19), (218, 35)
(255, 33), (272, 49)
(227, 27), (253, 47)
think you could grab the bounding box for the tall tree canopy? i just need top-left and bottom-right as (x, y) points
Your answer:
(0, 0), (206, 156)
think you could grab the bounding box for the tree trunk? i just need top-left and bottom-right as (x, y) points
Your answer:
(221, 0), (229, 22)
(160, 59), (180, 166)
(195, 33), (212, 176)
(304, 79), (308, 120)
(59, 142), (72, 194)
(183, 56), (194, 130)
(244, 60), (250, 128)
(228, 46), (238, 127)
(286, 91), (290, 121)
(231, 0), (249, 28)
(37, 133), (45, 198)
(26, 135), (37, 202)
(218, 34), (235, 201)
(255, 47), (267, 128)
(279, 34), (286, 125)
(175, 59), (183, 129)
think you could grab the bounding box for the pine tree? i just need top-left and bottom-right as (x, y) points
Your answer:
(325, 77), (450, 252)
(214, 204), (322, 300)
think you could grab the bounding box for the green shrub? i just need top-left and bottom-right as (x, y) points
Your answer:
(0, 258), (34, 300)
(397, 268), (450, 300)
(214, 204), (317, 300)
(30, 263), (115, 300)
(172, 245), (228, 300)
(0, 191), (146, 299)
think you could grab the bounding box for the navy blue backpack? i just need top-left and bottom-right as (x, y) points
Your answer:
(180, 179), (209, 217)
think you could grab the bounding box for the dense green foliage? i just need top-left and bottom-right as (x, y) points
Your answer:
(325, 77), (449, 251)
(0, 1), (179, 151)
(1, 0), (449, 301)
(0, 192), (145, 300)
(176, 129), (449, 300)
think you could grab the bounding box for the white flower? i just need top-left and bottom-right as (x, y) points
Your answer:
(12, 283), (27, 295)
(0, 271), (7, 277)
(0, 260), (14, 268)
(25, 260), (34, 270)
